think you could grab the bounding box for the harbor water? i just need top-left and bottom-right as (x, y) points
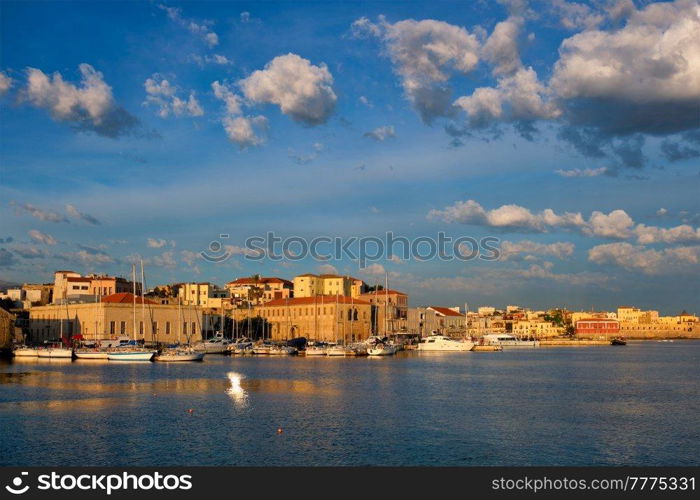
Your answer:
(1, 341), (698, 466)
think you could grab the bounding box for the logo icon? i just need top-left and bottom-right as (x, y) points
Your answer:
(5, 472), (29, 495)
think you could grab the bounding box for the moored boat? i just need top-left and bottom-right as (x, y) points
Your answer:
(416, 335), (474, 352)
(305, 345), (327, 356)
(12, 346), (39, 357)
(326, 344), (347, 356)
(37, 346), (74, 359)
(367, 343), (397, 356)
(481, 333), (539, 348)
(155, 348), (204, 362)
(610, 337), (627, 346)
(107, 349), (156, 361)
(74, 348), (110, 360)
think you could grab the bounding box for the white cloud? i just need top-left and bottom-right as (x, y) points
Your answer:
(588, 242), (700, 274)
(555, 167), (608, 177)
(482, 16), (523, 77)
(499, 240), (575, 260)
(0, 71), (12, 95)
(28, 230), (57, 245)
(358, 95), (373, 108)
(147, 238), (167, 248)
(317, 264), (338, 274)
(158, 4), (218, 47)
(13, 246), (47, 259)
(212, 81), (243, 115)
(364, 125), (396, 141)
(549, 0), (605, 31)
(151, 251), (177, 268)
(223, 115), (268, 149)
(633, 224), (700, 244)
(352, 16), (480, 122)
(65, 204), (100, 225)
(180, 250), (200, 267)
(144, 75), (204, 118)
(583, 210), (634, 239)
(24, 64), (137, 137)
(240, 53), (337, 125)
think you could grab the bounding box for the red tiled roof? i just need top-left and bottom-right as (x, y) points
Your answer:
(102, 292), (156, 305)
(262, 295), (370, 307)
(429, 306), (463, 317)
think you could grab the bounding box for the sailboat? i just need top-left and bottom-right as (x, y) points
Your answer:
(75, 295), (110, 359)
(156, 296), (205, 362)
(327, 294), (347, 356)
(107, 264), (156, 361)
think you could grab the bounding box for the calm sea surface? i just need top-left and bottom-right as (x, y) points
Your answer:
(1, 341), (699, 466)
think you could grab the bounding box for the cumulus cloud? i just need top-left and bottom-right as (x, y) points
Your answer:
(24, 64), (138, 137)
(588, 242), (700, 274)
(212, 81), (243, 115)
(352, 16), (480, 123)
(147, 238), (167, 248)
(240, 53), (337, 126)
(499, 240), (575, 260)
(144, 75), (204, 118)
(191, 54), (232, 66)
(158, 4), (218, 47)
(550, 0), (700, 138)
(0, 71), (12, 95)
(428, 199), (700, 243)
(482, 16), (523, 77)
(65, 204), (100, 225)
(363, 125), (396, 141)
(555, 167), (608, 177)
(28, 230), (57, 245)
(223, 115), (268, 149)
(549, 0), (605, 31)
(11, 202), (67, 223)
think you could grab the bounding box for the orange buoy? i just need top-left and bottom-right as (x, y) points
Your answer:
(277, 427), (283, 434)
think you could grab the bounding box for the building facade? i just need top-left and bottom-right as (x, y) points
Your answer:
(255, 296), (372, 342)
(292, 274), (363, 298)
(226, 276), (293, 306)
(52, 270), (140, 303)
(28, 293), (203, 344)
(408, 306), (466, 337)
(178, 282), (229, 309)
(358, 289), (408, 335)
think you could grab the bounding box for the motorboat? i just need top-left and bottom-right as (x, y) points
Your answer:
(481, 333), (539, 348)
(155, 347), (204, 362)
(610, 337), (627, 346)
(416, 335), (474, 352)
(12, 346), (39, 357)
(269, 345), (297, 355)
(305, 345), (327, 356)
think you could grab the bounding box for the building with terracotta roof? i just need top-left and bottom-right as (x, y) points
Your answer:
(250, 295), (372, 342)
(28, 292), (203, 344)
(226, 276), (292, 305)
(52, 270), (140, 304)
(178, 282), (229, 309)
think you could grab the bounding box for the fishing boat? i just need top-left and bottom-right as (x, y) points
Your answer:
(12, 346), (39, 357)
(416, 334), (474, 351)
(610, 337), (627, 346)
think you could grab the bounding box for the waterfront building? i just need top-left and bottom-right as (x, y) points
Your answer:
(511, 319), (564, 338)
(358, 289), (408, 335)
(575, 318), (621, 338)
(292, 274), (363, 298)
(408, 306), (465, 337)
(226, 276), (293, 305)
(52, 270), (140, 304)
(256, 295), (372, 342)
(477, 306), (496, 316)
(28, 293), (203, 344)
(0, 307), (15, 349)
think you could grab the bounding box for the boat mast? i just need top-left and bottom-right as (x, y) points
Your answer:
(131, 264), (137, 342)
(140, 260), (146, 342)
(178, 296), (182, 345)
(384, 272), (388, 337)
(464, 302), (468, 339)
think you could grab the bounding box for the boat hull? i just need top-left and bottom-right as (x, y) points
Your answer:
(75, 350), (110, 360)
(155, 352), (204, 362)
(12, 348), (39, 357)
(107, 351), (155, 361)
(37, 348), (73, 358)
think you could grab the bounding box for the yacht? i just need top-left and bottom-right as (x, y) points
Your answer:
(107, 349), (156, 361)
(194, 334), (231, 354)
(305, 344), (327, 356)
(481, 333), (539, 348)
(367, 342), (397, 356)
(416, 335), (474, 352)
(12, 346), (39, 357)
(326, 344), (347, 356)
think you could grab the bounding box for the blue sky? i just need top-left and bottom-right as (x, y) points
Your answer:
(1, 0), (699, 314)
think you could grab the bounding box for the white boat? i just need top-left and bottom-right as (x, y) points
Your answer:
(416, 335), (474, 352)
(326, 345), (347, 356)
(269, 345), (297, 355)
(305, 345), (327, 356)
(194, 335), (231, 354)
(367, 343), (397, 356)
(37, 347), (74, 359)
(155, 348), (204, 362)
(481, 333), (539, 348)
(107, 349), (155, 361)
(12, 346), (39, 357)
(74, 348), (110, 360)
(252, 344), (272, 355)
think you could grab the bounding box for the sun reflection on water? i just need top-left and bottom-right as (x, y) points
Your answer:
(226, 372), (248, 408)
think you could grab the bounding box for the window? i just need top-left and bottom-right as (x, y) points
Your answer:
(183, 322), (188, 335)
(192, 322), (196, 335)
(166, 322), (171, 335)
(152, 321), (158, 334)
(120, 321), (126, 335)
(139, 321), (144, 335)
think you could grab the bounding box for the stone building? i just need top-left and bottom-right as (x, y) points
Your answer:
(408, 306), (466, 337)
(226, 276), (293, 305)
(28, 293), (203, 344)
(292, 274), (363, 298)
(0, 307), (15, 350)
(358, 289), (408, 335)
